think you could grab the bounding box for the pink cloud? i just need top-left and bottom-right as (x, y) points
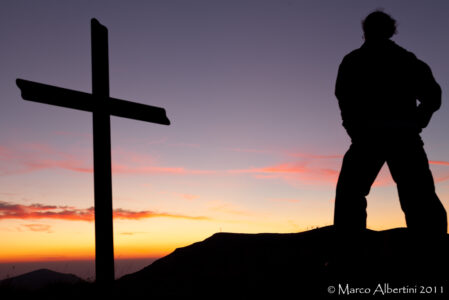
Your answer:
(227, 155), (449, 186)
(24, 160), (93, 173)
(0, 201), (210, 222)
(224, 149), (345, 186)
(228, 163), (306, 175)
(0, 143), (91, 176)
(111, 164), (215, 175)
(430, 160), (449, 166)
(424, 160), (449, 183)
(228, 162), (339, 186)
(0, 143), (214, 176)
(435, 175), (449, 183)
(0, 146), (11, 158)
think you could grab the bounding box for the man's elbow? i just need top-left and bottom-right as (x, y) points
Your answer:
(432, 84), (442, 112)
(423, 83), (442, 113)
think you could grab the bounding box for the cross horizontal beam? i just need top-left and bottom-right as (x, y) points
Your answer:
(16, 79), (170, 125)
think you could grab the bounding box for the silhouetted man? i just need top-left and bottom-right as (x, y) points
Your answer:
(334, 11), (447, 236)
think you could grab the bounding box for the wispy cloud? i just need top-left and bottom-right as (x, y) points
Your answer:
(111, 164), (215, 175)
(4, 141), (447, 185)
(223, 148), (344, 186)
(430, 160), (449, 166)
(228, 162), (339, 186)
(113, 208), (209, 221)
(120, 232), (147, 236)
(21, 223), (52, 233)
(435, 175), (449, 183)
(0, 143), (214, 176)
(0, 201), (93, 221)
(0, 201), (210, 222)
(0, 143), (92, 175)
(229, 163), (308, 175)
(422, 160), (449, 183)
(227, 154), (449, 186)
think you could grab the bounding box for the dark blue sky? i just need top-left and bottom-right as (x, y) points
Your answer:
(2, 1), (449, 153)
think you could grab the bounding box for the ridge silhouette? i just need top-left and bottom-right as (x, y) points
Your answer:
(333, 11), (447, 236)
(116, 227), (448, 298)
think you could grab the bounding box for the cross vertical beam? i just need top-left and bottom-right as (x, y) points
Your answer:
(91, 19), (114, 285)
(16, 18), (170, 287)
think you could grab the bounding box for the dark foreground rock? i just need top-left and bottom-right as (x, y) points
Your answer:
(116, 226), (449, 298)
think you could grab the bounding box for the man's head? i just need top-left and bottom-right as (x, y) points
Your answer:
(362, 10), (397, 41)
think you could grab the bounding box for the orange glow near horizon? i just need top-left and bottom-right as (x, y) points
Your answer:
(1, 143), (448, 263)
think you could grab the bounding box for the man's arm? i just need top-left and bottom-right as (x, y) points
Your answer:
(415, 60), (441, 129)
(335, 56), (358, 138)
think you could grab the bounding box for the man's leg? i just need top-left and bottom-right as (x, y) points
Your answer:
(387, 140), (447, 236)
(334, 142), (385, 232)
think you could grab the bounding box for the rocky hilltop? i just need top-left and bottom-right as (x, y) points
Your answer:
(117, 226), (448, 298)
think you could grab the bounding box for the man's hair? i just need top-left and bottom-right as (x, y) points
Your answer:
(362, 10), (397, 40)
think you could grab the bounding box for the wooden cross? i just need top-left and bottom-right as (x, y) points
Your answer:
(16, 19), (170, 285)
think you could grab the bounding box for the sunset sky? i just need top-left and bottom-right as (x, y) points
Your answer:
(1, 0), (449, 279)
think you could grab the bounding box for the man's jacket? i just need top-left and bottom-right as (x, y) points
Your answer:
(335, 39), (441, 140)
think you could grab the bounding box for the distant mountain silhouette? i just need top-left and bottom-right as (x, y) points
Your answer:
(0, 268), (84, 290)
(0, 268), (87, 298)
(117, 226), (449, 298)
